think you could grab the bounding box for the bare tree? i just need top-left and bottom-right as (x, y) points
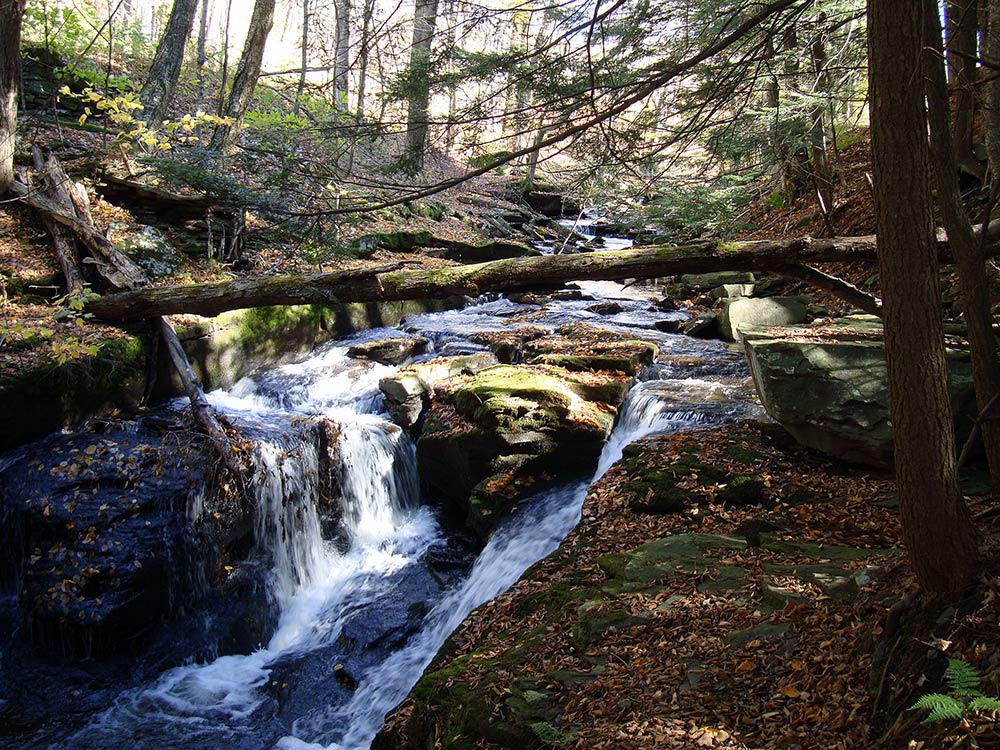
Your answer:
(0, 0), (25, 194)
(140, 0), (199, 127)
(209, 0), (277, 151)
(403, 0), (440, 172)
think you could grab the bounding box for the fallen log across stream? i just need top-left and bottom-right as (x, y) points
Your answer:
(84, 223), (1000, 322)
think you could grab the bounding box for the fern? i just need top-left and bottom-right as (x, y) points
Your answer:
(910, 660), (1000, 724)
(945, 659), (983, 694)
(968, 697), (1000, 716)
(911, 694), (965, 723)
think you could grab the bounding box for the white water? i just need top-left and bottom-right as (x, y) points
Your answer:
(278, 377), (721, 750)
(64, 288), (752, 750)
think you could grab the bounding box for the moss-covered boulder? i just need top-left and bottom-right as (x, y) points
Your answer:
(107, 223), (187, 279)
(417, 364), (631, 536)
(348, 230), (434, 254)
(378, 353), (498, 430)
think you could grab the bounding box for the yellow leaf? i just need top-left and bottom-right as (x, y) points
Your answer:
(779, 685), (801, 698)
(78, 114), (88, 126)
(736, 660), (755, 673)
(790, 659), (805, 670)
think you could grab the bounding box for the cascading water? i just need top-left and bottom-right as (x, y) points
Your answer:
(4, 279), (759, 750)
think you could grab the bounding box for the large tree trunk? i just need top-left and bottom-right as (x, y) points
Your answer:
(869, 0), (979, 596)
(403, 0), (440, 172)
(209, 0), (276, 152)
(924, 0), (1000, 485)
(0, 0), (25, 195)
(140, 0), (199, 127)
(81, 227), (1000, 322)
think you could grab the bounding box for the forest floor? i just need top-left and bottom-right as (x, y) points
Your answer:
(382, 423), (1000, 750)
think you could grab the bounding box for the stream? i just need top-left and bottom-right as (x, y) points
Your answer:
(0, 275), (759, 750)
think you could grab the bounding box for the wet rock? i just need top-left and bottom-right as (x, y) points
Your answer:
(682, 311), (721, 339)
(654, 319), (683, 333)
(719, 297), (809, 342)
(379, 353), (498, 430)
(0, 414), (342, 661)
(0, 418), (220, 658)
(743, 317), (976, 467)
(348, 336), (429, 365)
(585, 301), (624, 315)
(417, 364), (631, 537)
(523, 323), (659, 374)
(107, 223), (187, 279)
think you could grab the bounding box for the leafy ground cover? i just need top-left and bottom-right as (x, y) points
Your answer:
(381, 421), (1000, 750)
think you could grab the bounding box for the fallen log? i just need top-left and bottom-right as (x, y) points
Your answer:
(84, 229), (1000, 323)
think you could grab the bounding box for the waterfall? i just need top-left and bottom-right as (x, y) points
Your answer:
(279, 376), (728, 750)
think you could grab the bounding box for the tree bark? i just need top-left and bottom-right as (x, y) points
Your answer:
(985, 0), (1000, 180)
(140, 0), (199, 127)
(293, 0), (309, 114)
(81, 228), (1000, 322)
(403, 0), (440, 172)
(0, 0), (25, 195)
(869, 0), (979, 596)
(333, 0), (351, 107)
(945, 0), (982, 179)
(209, 0), (276, 151)
(924, 0), (1000, 485)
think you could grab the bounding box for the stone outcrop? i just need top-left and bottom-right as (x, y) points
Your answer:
(719, 296), (810, 342)
(742, 316), (976, 467)
(0, 414), (341, 659)
(379, 353), (498, 430)
(417, 364), (631, 537)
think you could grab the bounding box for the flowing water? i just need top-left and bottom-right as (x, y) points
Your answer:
(1, 279), (758, 750)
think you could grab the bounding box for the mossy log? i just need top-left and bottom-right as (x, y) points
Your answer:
(85, 225), (1000, 322)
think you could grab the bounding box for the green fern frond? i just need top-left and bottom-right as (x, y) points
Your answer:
(910, 694), (965, 723)
(967, 696), (1000, 716)
(945, 659), (982, 692)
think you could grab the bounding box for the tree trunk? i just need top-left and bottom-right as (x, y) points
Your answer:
(924, 0), (1000, 485)
(80, 227), (1000, 322)
(946, 0), (981, 179)
(869, 0), (979, 596)
(333, 0), (351, 107)
(140, 0), (199, 127)
(985, 0), (1000, 179)
(403, 0), (440, 172)
(194, 0), (210, 138)
(809, 13), (835, 224)
(209, 0), (276, 152)
(0, 0), (25, 195)
(293, 0), (309, 114)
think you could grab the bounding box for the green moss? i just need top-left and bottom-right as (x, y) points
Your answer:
(717, 475), (766, 506)
(724, 444), (766, 465)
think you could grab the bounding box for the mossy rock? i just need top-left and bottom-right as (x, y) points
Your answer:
(348, 230), (434, 253)
(623, 533), (747, 587)
(0, 336), (147, 451)
(717, 475), (767, 506)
